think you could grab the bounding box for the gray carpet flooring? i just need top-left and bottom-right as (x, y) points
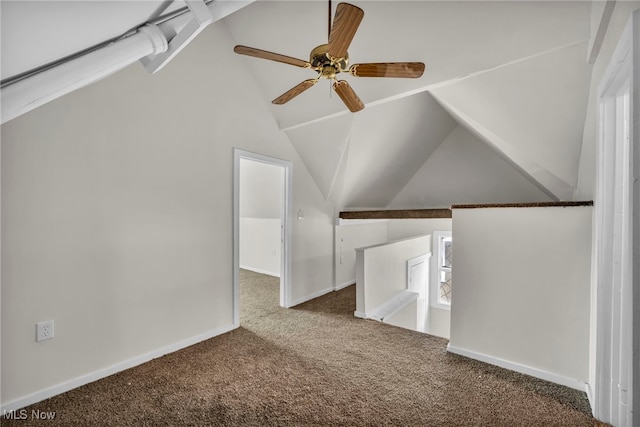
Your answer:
(1, 269), (604, 426)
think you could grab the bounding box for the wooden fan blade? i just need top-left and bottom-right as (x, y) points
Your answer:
(234, 45), (310, 68)
(350, 62), (425, 78)
(333, 80), (364, 112)
(272, 79), (318, 105)
(328, 3), (364, 59)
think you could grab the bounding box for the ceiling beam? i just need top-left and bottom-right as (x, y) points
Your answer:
(587, 0), (617, 64)
(1, 24), (168, 125)
(141, 0), (214, 74)
(339, 209), (452, 220)
(0, 0), (256, 124)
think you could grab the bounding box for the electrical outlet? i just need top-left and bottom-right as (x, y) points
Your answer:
(36, 320), (54, 342)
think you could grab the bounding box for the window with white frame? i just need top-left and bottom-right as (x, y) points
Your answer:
(431, 231), (452, 309)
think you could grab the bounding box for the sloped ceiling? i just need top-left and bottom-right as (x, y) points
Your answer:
(430, 42), (591, 200)
(225, 1), (591, 129)
(0, 1), (189, 82)
(225, 0), (592, 208)
(285, 114), (354, 201)
(388, 125), (553, 209)
(338, 92), (457, 208)
(1, 1), (593, 210)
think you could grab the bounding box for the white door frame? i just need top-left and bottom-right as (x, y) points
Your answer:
(593, 11), (638, 426)
(233, 149), (293, 326)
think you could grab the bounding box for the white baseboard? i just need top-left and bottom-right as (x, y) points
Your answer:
(335, 280), (355, 291)
(239, 265), (280, 278)
(289, 287), (334, 307)
(354, 311), (366, 318)
(446, 344), (588, 392)
(1, 323), (236, 413)
(585, 383), (596, 417)
(287, 280), (355, 308)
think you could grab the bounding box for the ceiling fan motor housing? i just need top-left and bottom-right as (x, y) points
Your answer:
(310, 44), (349, 76)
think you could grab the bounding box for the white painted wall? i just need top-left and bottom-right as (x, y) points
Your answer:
(388, 126), (551, 209)
(429, 308), (450, 340)
(239, 218), (281, 277)
(0, 21), (335, 409)
(239, 158), (283, 219)
(337, 218), (452, 287)
(335, 221), (388, 289)
(449, 206), (592, 389)
(355, 235), (431, 315)
(386, 218), (452, 241)
(385, 219), (453, 339)
(239, 159), (283, 277)
(337, 219), (451, 338)
(385, 300), (418, 331)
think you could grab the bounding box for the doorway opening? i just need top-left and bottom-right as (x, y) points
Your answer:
(233, 149), (293, 327)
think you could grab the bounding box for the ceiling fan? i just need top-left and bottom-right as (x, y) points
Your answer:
(233, 2), (425, 113)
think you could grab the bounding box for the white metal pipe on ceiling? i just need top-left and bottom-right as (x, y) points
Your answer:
(1, 25), (167, 124)
(0, 0), (254, 125)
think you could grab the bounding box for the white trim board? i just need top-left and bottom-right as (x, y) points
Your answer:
(290, 281), (359, 308)
(289, 286), (334, 308)
(335, 280), (355, 291)
(0, 324), (236, 413)
(239, 265), (280, 278)
(586, 383), (595, 412)
(447, 344), (588, 392)
(592, 11), (639, 425)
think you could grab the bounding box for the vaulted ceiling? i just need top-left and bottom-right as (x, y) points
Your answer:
(226, 1), (592, 208)
(1, 0), (593, 209)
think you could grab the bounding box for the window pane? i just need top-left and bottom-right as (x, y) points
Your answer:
(439, 270), (452, 304)
(443, 238), (452, 268)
